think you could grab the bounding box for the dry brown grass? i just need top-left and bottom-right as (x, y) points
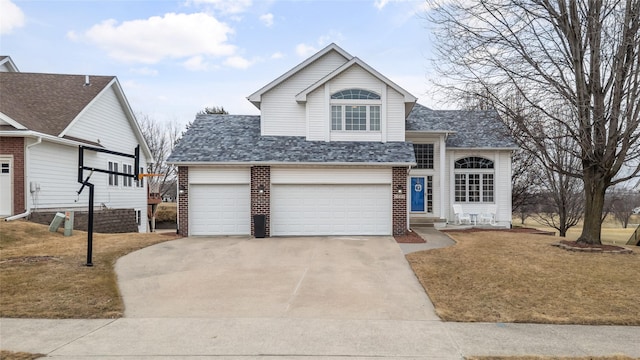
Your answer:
(407, 231), (640, 325)
(0, 220), (179, 318)
(0, 351), (45, 360)
(514, 214), (640, 245)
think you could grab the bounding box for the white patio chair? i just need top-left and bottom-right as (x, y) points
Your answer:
(478, 204), (497, 225)
(452, 204), (471, 225)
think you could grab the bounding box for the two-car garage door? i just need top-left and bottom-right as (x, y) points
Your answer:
(187, 167), (392, 236)
(271, 185), (390, 236)
(269, 168), (392, 236)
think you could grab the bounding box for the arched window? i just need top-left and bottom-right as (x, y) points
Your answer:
(330, 89), (380, 100)
(454, 157), (494, 169)
(454, 157), (494, 203)
(330, 89), (381, 131)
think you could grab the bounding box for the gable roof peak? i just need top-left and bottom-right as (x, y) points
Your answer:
(0, 56), (19, 72)
(247, 43), (353, 108)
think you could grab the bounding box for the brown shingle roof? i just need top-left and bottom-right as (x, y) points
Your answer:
(0, 72), (114, 136)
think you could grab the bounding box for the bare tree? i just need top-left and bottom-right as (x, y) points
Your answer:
(428, 0), (640, 244)
(511, 149), (541, 224)
(533, 139), (585, 237)
(606, 187), (640, 228)
(137, 114), (182, 200)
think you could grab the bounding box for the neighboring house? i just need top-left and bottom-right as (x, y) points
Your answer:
(0, 56), (152, 232)
(168, 44), (517, 237)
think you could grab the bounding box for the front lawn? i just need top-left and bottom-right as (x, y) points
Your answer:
(0, 220), (178, 318)
(407, 231), (639, 325)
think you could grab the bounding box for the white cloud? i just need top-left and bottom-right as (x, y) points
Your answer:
(295, 43), (317, 57)
(259, 13), (274, 27)
(296, 31), (345, 57)
(130, 67), (159, 76)
(76, 12), (236, 64)
(1, 0), (25, 34)
(183, 56), (211, 71)
(187, 0), (252, 15)
(271, 51), (284, 59)
(224, 55), (252, 69)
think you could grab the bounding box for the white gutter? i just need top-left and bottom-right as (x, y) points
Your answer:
(5, 136), (42, 221)
(167, 161), (418, 167)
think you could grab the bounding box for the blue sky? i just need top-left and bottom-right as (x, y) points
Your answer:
(1, 0), (440, 127)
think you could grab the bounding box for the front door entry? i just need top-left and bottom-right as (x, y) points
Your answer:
(411, 177), (424, 212)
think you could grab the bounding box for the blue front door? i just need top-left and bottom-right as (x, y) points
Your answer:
(411, 177), (425, 212)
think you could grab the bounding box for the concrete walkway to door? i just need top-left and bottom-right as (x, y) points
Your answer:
(116, 235), (439, 320)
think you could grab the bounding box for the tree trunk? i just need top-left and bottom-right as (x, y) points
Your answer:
(578, 176), (606, 244)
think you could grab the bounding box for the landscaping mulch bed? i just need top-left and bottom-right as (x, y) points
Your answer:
(394, 229), (426, 243)
(553, 240), (633, 254)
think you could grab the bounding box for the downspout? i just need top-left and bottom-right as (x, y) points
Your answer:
(406, 165), (413, 231)
(5, 136), (42, 221)
(441, 133), (448, 223)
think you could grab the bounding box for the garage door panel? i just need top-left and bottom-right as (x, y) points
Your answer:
(190, 184), (250, 236)
(271, 184), (391, 236)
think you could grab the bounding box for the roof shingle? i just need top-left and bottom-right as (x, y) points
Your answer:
(407, 104), (517, 148)
(0, 72), (114, 136)
(168, 115), (416, 165)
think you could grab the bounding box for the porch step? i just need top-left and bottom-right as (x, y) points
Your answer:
(410, 217), (446, 228)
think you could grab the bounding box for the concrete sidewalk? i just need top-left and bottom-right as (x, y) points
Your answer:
(2, 317), (639, 358)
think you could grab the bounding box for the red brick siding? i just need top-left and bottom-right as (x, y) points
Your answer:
(177, 166), (188, 236)
(392, 167), (408, 235)
(0, 137), (25, 214)
(251, 166), (270, 237)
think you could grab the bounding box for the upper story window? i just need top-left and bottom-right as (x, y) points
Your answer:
(455, 157), (494, 169)
(454, 157), (494, 203)
(330, 89), (381, 132)
(413, 144), (434, 169)
(331, 89), (380, 100)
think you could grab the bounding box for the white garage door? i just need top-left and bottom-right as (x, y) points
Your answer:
(189, 184), (250, 236)
(271, 184), (391, 236)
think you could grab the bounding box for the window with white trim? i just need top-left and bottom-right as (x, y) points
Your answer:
(330, 89), (381, 132)
(108, 161), (119, 186)
(413, 144), (434, 169)
(454, 157), (494, 203)
(123, 164), (133, 187)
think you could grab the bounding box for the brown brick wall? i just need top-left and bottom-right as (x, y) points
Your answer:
(29, 208), (138, 233)
(251, 166), (270, 237)
(392, 167), (408, 235)
(177, 166), (189, 236)
(0, 137), (25, 214)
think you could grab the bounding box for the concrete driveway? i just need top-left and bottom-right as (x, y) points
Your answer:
(116, 235), (438, 320)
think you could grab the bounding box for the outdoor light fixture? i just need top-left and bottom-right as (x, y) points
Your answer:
(397, 185), (403, 194)
(258, 185), (265, 194)
(179, 185), (186, 195)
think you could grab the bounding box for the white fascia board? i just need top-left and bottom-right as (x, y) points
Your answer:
(295, 57), (418, 104)
(448, 146), (520, 151)
(246, 43), (353, 106)
(0, 111), (27, 129)
(406, 130), (458, 135)
(0, 130), (99, 147)
(0, 56), (19, 72)
(168, 161), (417, 167)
